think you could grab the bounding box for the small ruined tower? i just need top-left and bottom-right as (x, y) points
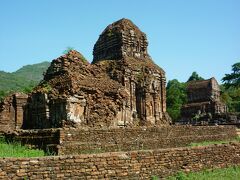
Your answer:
(181, 77), (227, 123)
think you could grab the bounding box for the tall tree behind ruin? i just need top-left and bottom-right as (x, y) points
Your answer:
(166, 79), (187, 121)
(187, 71), (204, 82)
(222, 62), (240, 88)
(221, 62), (240, 112)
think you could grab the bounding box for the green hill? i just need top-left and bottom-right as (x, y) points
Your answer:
(0, 61), (50, 99)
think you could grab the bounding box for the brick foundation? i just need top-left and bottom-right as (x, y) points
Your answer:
(58, 125), (237, 155)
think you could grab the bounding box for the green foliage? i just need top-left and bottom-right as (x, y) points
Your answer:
(136, 71), (144, 82)
(151, 175), (160, 180)
(189, 136), (240, 147)
(78, 53), (88, 63)
(107, 29), (113, 37)
(221, 86), (240, 112)
(0, 137), (45, 157)
(0, 62), (50, 100)
(63, 47), (75, 54)
(173, 172), (187, 180)
(222, 62), (240, 88)
(167, 166), (240, 180)
(44, 147), (57, 156)
(166, 79), (187, 121)
(187, 71), (204, 82)
(62, 47), (88, 63)
(221, 62), (240, 112)
(0, 90), (8, 101)
(41, 82), (52, 93)
(21, 80), (38, 94)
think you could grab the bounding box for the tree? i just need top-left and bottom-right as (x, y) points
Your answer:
(221, 86), (240, 112)
(0, 90), (7, 101)
(222, 62), (240, 88)
(187, 71), (204, 82)
(166, 79), (187, 121)
(221, 62), (240, 112)
(22, 81), (36, 93)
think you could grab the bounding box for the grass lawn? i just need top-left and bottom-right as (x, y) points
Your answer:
(166, 166), (240, 180)
(159, 137), (240, 180)
(189, 136), (240, 147)
(0, 137), (45, 158)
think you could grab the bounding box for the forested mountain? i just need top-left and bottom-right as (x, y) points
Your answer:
(0, 61), (50, 99)
(12, 62), (50, 81)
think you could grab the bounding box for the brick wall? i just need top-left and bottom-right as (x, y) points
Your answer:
(58, 125), (237, 155)
(0, 143), (240, 179)
(0, 93), (28, 133)
(5, 125), (236, 155)
(6, 129), (61, 153)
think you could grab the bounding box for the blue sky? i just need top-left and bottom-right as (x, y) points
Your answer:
(0, 0), (239, 83)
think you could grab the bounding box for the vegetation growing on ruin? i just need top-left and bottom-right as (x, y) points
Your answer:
(136, 71), (145, 82)
(167, 166), (240, 180)
(63, 47), (88, 63)
(107, 29), (113, 37)
(62, 46), (75, 54)
(40, 82), (52, 93)
(0, 137), (45, 158)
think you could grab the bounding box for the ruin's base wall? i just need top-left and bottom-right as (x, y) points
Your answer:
(1, 143), (240, 179)
(5, 125), (237, 155)
(58, 125), (237, 155)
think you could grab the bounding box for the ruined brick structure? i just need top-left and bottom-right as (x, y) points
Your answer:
(0, 93), (28, 133)
(181, 77), (227, 124)
(0, 18), (170, 130)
